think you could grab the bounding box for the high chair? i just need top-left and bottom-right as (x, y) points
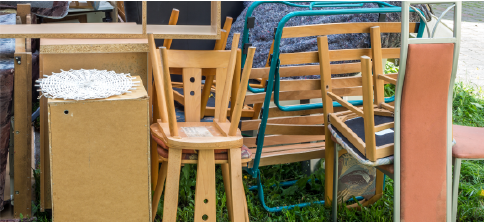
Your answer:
(148, 32), (256, 222)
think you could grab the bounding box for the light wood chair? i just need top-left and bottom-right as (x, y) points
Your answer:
(148, 32), (255, 222)
(318, 28), (396, 214)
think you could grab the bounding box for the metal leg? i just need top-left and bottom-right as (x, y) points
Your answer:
(332, 147), (339, 222)
(452, 158), (462, 222)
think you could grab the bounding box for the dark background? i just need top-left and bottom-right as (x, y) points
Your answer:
(124, 1), (245, 50)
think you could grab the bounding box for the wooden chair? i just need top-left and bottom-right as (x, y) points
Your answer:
(240, 15), (419, 211)
(324, 1), (461, 221)
(148, 32), (256, 222)
(149, 12), (233, 190)
(318, 27), (396, 214)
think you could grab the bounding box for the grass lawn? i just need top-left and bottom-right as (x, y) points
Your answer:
(32, 63), (484, 221)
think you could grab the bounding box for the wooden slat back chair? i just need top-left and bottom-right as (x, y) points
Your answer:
(324, 2), (462, 221)
(149, 14), (233, 189)
(148, 33), (256, 222)
(240, 19), (420, 212)
(318, 28), (397, 216)
(168, 17), (236, 119)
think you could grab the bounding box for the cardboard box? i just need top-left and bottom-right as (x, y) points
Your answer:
(47, 76), (150, 221)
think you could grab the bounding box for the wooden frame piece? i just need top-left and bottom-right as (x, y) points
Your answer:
(0, 1), (222, 40)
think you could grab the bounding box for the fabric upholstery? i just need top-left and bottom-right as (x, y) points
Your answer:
(157, 144), (252, 160)
(400, 43), (454, 221)
(452, 125), (484, 159)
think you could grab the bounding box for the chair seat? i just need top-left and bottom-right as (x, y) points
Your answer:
(150, 121), (243, 150)
(452, 125), (484, 159)
(328, 115), (395, 166)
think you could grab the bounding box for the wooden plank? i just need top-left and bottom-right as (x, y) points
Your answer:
(241, 114), (324, 131)
(194, 150), (217, 222)
(182, 68), (202, 122)
(243, 135), (324, 147)
(204, 107), (254, 118)
(329, 114), (365, 154)
(279, 48), (400, 65)
(327, 92), (364, 117)
(267, 105), (349, 118)
(249, 62), (361, 79)
(265, 124), (325, 135)
(374, 122), (394, 132)
(149, 35), (169, 123)
(167, 50), (232, 69)
(253, 148), (325, 167)
(250, 142), (325, 153)
(13, 52), (32, 217)
(281, 22), (417, 38)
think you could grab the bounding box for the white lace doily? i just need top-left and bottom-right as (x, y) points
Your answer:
(36, 69), (139, 100)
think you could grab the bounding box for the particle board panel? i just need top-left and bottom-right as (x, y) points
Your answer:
(40, 39), (149, 54)
(13, 52), (32, 218)
(47, 77), (150, 221)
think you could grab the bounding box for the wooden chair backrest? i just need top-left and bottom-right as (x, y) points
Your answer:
(149, 33), (253, 137)
(241, 22), (409, 149)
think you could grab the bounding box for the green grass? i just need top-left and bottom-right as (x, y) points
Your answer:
(32, 62), (484, 221)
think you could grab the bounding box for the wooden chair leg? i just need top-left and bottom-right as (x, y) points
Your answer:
(228, 148), (245, 222)
(152, 162), (168, 221)
(194, 150), (217, 222)
(242, 182), (250, 222)
(162, 148), (183, 222)
(221, 163), (234, 221)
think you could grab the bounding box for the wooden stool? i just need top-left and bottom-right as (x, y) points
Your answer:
(148, 33), (256, 222)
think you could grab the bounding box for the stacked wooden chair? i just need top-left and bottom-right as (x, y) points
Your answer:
(148, 32), (256, 222)
(149, 11), (235, 193)
(239, 6), (426, 212)
(323, 1), (462, 221)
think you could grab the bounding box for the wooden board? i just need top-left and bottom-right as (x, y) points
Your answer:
(13, 52), (32, 218)
(48, 77), (150, 221)
(0, 2), (222, 40)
